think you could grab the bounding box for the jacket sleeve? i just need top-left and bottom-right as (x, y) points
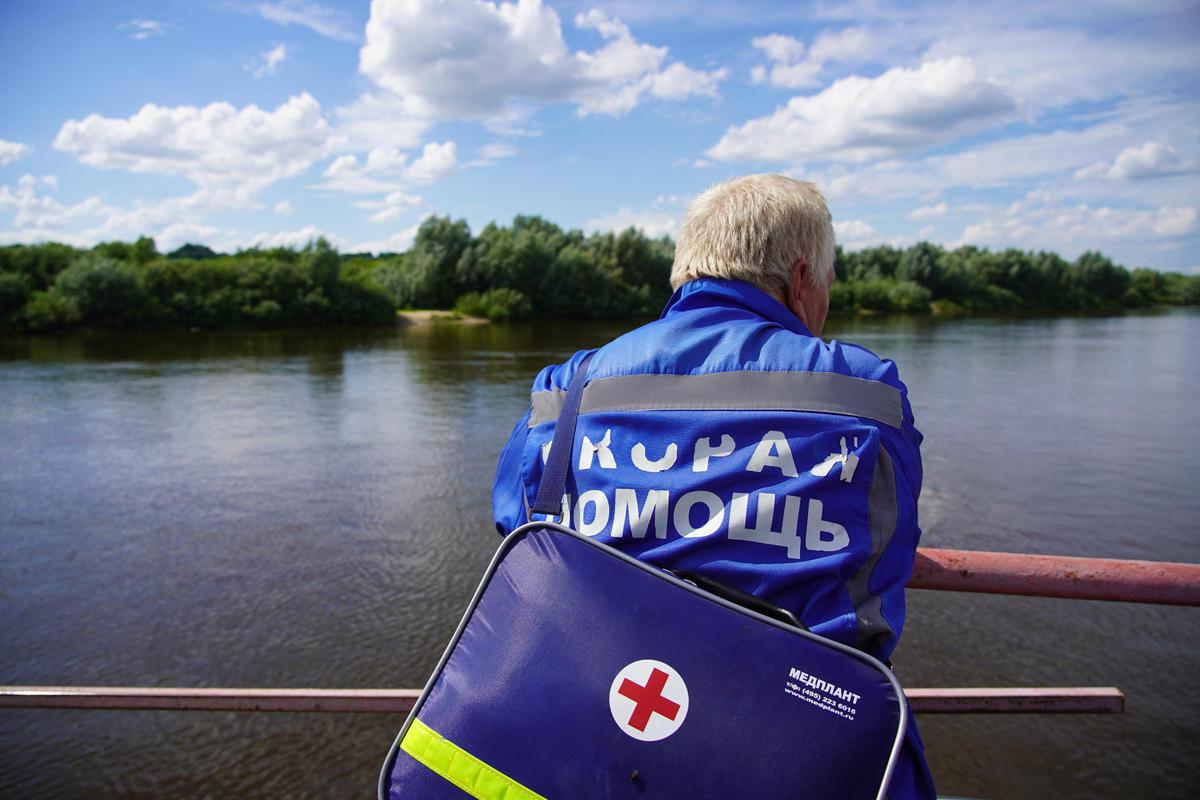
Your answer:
(491, 405), (532, 536)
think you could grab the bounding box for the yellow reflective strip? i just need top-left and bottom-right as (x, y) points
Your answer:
(400, 717), (547, 800)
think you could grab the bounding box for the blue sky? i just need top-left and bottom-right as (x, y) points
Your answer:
(1, 0), (1197, 271)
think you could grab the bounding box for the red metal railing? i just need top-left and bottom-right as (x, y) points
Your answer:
(909, 548), (1200, 606)
(0, 685), (1125, 715)
(2, 547), (1196, 716)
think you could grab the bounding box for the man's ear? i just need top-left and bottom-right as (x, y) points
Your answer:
(785, 258), (808, 317)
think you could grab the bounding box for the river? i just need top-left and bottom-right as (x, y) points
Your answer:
(1, 310), (1198, 798)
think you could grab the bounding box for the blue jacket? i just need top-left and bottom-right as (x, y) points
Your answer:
(492, 278), (934, 797)
(494, 277), (924, 660)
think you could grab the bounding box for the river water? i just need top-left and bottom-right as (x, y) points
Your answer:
(1, 310), (1198, 799)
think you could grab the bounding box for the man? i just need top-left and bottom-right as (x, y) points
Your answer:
(492, 174), (934, 798)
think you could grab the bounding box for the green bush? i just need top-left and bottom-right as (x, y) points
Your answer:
(54, 255), (145, 327)
(0, 272), (31, 327)
(854, 278), (893, 312)
(22, 290), (79, 331)
(887, 280), (932, 313)
(454, 288), (533, 321)
(828, 281), (856, 312)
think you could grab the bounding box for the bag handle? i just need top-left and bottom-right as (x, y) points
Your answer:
(531, 351), (595, 517)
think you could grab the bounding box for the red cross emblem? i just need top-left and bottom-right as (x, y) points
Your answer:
(609, 659), (689, 741)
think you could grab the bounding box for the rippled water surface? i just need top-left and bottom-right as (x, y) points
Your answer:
(2, 311), (1198, 798)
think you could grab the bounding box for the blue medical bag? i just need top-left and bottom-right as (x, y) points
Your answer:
(379, 351), (907, 799)
(378, 520), (907, 799)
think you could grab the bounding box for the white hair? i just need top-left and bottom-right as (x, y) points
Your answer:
(670, 174), (836, 293)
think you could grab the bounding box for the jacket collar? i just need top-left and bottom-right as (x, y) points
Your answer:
(661, 278), (814, 337)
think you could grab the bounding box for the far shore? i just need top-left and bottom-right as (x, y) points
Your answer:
(397, 309), (489, 326)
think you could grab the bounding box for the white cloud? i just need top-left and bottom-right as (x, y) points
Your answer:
(809, 27), (875, 64)
(750, 27), (874, 89)
(908, 202), (949, 220)
(0, 139), (30, 166)
(357, 0), (725, 120)
(920, 22), (1193, 115)
(315, 141), (457, 193)
(466, 142), (519, 168)
(0, 175), (113, 230)
(331, 91), (433, 152)
(155, 222), (223, 252)
(834, 218), (879, 248)
(255, 1), (360, 44)
(273, 200), (294, 214)
(710, 57), (1015, 164)
(479, 143), (517, 161)
(349, 217), (426, 254)
(122, 19), (168, 40)
(1154, 206), (1199, 237)
(752, 33), (805, 65)
(1075, 141), (1196, 182)
(250, 44), (289, 78)
(355, 189), (423, 223)
(0, 175), (228, 250)
(647, 62), (727, 101)
(957, 190), (1199, 255)
(247, 224), (348, 250)
(54, 93), (336, 203)
(584, 206), (679, 238)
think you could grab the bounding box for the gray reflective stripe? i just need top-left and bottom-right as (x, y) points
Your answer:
(847, 447), (898, 656)
(528, 371), (903, 429)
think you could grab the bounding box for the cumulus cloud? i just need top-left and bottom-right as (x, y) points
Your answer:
(250, 44), (289, 78)
(121, 19), (168, 40)
(585, 208), (679, 238)
(358, 0), (725, 120)
(248, 224), (349, 250)
(1075, 141), (1196, 182)
(155, 222), (223, 252)
(355, 189), (423, 223)
(834, 218), (880, 248)
(255, 1), (360, 44)
(711, 57), (1015, 164)
(0, 175), (113, 231)
(315, 141), (457, 193)
(750, 28), (874, 89)
(349, 217), (427, 254)
(274, 200), (294, 214)
(957, 190), (1198, 253)
(466, 142), (519, 167)
(53, 93), (336, 203)
(908, 202), (949, 220)
(0, 139), (30, 166)
(0, 174), (226, 250)
(331, 91), (433, 151)
(478, 143), (517, 161)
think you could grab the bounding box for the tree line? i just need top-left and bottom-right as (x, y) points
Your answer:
(0, 215), (1196, 333)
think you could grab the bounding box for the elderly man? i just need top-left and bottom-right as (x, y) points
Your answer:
(492, 174), (934, 797)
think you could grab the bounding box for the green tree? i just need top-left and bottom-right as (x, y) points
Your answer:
(410, 216), (472, 308)
(167, 243), (219, 260)
(896, 241), (943, 294)
(299, 237), (340, 292)
(130, 236), (158, 265)
(0, 272), (31, 328)
(1071, 251), (1130, 306)
(53, 255), (144, 327)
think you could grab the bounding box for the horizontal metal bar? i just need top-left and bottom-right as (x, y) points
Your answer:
(904, 687), (1124, 714)
(909, 548), (1200, 606)
(0, 686), (1123, 715)
(0, 687), (421, 714)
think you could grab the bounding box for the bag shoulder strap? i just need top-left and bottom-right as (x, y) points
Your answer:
(531, 351), (595, 516)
